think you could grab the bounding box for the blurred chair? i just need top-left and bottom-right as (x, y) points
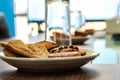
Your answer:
(0, 12), (10, 39)
(0, 0), (15, 38)
(27, 0), (45, 33)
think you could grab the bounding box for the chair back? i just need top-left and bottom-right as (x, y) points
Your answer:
(0, 12), (10, 39)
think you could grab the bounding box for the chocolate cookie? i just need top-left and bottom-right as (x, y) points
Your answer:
(49, 45), (79, 53)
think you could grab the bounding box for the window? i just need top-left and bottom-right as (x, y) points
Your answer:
(70, 0), (120, 20)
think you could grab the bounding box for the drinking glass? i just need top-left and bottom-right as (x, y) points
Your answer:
(45, 0), (72, 45)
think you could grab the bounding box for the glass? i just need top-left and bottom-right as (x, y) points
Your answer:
(70, 11), (86, 32)
(45, 0), (72, 45)
(116, 2), (120, 24)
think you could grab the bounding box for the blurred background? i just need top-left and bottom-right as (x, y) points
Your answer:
(1, 0), (120, 64)
(0, 0), (119, 39)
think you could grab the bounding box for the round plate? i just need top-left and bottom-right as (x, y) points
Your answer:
(0, 49), (99, 72)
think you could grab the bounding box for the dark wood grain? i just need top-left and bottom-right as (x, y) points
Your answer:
(0, 59), (120, 80)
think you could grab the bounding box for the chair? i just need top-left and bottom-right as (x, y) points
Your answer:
(0, 12), (10, 39)
(0, 0), (15, 37)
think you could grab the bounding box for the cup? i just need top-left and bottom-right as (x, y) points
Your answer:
(70, 11), (86, 33)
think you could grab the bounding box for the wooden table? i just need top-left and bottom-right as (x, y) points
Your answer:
(1, 32), (118, 80)
(0, 59), (119, 80)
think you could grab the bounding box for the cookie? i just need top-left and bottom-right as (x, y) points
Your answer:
(74, 30), (88, 37)
(49, 45), (79, 53)
(0, 42), (7, 47)
(0, 39), (49, 58)
(27, 44), (49, 58)
(35, 40), (59, 51)
(52, 32), (69, 38)
(48, 51), (86, 58)
(3, 49), (25, 57)
(78, 50), (86, 56)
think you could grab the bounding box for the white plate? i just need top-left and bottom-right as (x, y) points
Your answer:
(51, 35), (91, 45)
(0, 49), (99, 72)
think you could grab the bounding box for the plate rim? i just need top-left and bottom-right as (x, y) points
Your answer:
(0, 49), (99, 61)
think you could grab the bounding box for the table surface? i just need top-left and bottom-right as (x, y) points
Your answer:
(0, 59), (119, 80)
(1, 31), (120, 80)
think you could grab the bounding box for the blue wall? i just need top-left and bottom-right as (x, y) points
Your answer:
(0, 0), (15, 37)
